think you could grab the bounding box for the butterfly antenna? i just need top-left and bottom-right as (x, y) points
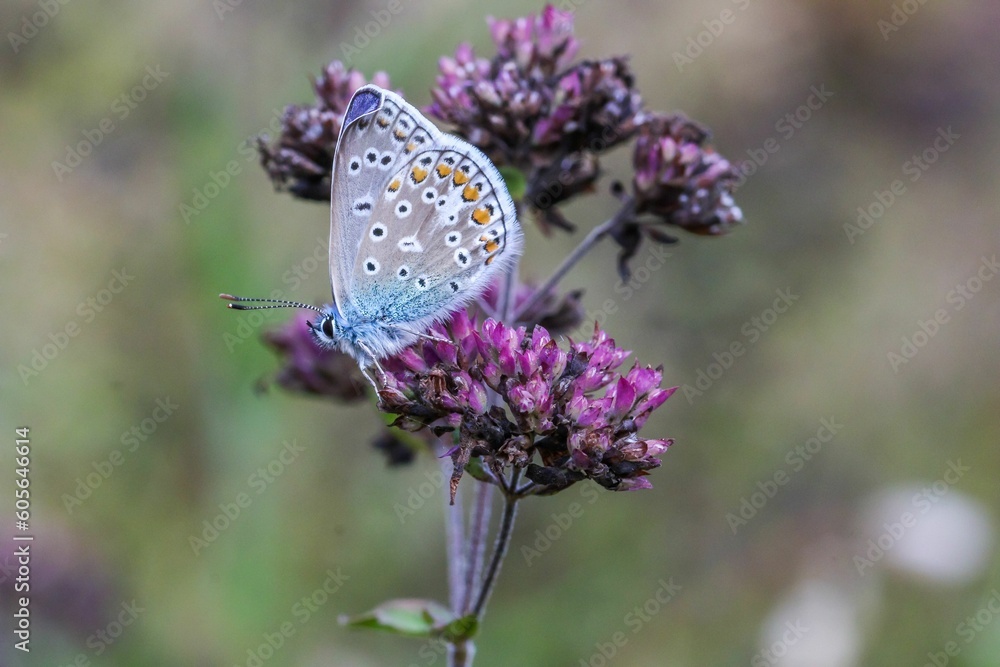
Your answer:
(219, 294), (325, 314)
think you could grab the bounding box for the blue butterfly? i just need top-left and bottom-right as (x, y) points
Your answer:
(223, 85), (524, 387)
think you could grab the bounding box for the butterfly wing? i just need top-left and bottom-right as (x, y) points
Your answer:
(328, 86), (387, 311)
(339, 85), (523, 331)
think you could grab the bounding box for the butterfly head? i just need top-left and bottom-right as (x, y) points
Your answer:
(306, 310), (342, 347)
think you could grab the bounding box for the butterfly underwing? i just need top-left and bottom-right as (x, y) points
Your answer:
(223, 85), (524, 386)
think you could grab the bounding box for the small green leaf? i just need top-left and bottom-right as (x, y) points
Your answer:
(499, 166), (527, 202)
(465, 457), (491, 483)
(379, 410), (428, 453)
(441, 614), (479, 642)
(340, 599), (455, 638)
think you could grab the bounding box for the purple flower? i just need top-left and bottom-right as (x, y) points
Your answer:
(632, 112), (744, 236)
(489, 4), (578, 76)
(262, 311), (368, 402)
(530, 57), (642, 156)
(428, 6), (643, 220)
(378, 312), (676, 498)
(258, 62), (391, 201)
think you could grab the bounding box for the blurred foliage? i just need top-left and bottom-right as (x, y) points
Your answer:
(1, 0), (999, 665)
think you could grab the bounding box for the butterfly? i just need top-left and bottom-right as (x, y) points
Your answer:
(222, 85), (524, 388)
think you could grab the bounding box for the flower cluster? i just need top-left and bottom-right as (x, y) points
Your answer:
(632, 112), (744, 236)
(600, 112), (745, 279)
(378, 312), (675, 498)
(258, 62), (390, 200)
(428, 6), (642, 218)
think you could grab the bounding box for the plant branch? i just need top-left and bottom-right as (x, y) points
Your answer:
(514, 199), (634, 319)
(472, 468), (522, 619)
(460, 481), (493, 614)
(442, 451), (466, 613)
(448, 639), (476, 667)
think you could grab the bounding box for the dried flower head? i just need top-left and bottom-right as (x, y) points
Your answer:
(428, 6), (643, 217)
(632, 112), (743, 236)
(258, 62), (391, 200)
(378, 312), (675, 499)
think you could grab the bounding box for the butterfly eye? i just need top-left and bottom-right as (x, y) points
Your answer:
(320, 317), (335, 338)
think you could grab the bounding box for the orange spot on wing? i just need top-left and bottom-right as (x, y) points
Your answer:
(485, 254), (496, 265)
(388, 179), (401, 192)
(453, 171), (470, 186)
(484, 240), (500, 253)
(471, 208), (491, 225)
(377, 116), (389, 128)
(462, 184), (480, 202)
(411, 166), (428, 183)
(436, 164), (453, 178)
(406, 142), (416, 153)
(394, 129), (407, 140)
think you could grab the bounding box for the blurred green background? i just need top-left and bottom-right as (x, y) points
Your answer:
(2, 0), (999, 665)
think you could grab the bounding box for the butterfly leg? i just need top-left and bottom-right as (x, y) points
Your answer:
(359, 366), (380, 392)
(393, 324), (451, 346)
(357, 341), (388, 390)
